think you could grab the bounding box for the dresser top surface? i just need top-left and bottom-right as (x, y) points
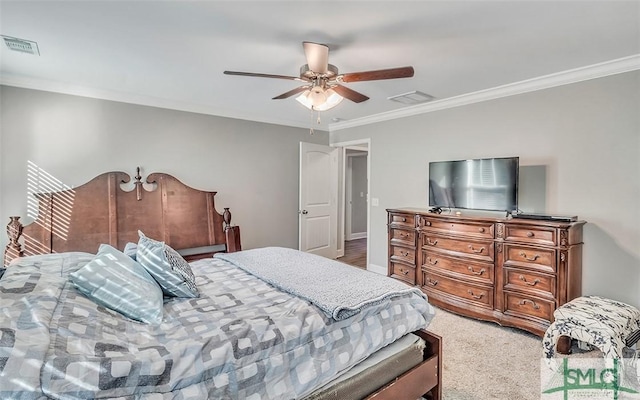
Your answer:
(387, 208), (586, 227)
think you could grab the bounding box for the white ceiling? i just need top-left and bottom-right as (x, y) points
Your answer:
(1, 1), (639, 131)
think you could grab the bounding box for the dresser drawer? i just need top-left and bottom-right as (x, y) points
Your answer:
(504, 224), (556, 246)
(422, 252), (494, 285)
(503, 267), (556, 299)
(503, 244), (556, 273)
(421, 216), (494, 239)
(421, 234), (494, 262)
(390, 262), (416, 285)
(421, 271), (493, 308)
(390, 228), (415, 247)
(390, 246), (415, 264)
(389, 212), (415, 228)
(503, 292), (554, 323)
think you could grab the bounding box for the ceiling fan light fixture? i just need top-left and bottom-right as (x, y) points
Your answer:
(309, 86), (326, 107)
(296, 87), (344, 111)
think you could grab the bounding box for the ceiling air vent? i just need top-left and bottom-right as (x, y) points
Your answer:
(2, 35), (40, 55)
(387, 91), (434, 105)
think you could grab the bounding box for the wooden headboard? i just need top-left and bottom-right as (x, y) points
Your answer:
(3, 169), (241, 266)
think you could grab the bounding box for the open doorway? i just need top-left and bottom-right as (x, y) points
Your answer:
(333, 139), (370, 270)
(341, 149), (367, 268)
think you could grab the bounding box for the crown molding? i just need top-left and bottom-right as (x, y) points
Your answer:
(0, 75), (316, 131)
(329, 54), (640, 132)
(3, 55), (638, 134)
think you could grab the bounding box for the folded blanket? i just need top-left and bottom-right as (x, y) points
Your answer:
(215, 247), (427, 320)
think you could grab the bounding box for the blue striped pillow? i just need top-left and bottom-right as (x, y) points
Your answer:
(123, 242), (138, 260)
(70, 244), (164, 325)
(136, 231), (199, 298)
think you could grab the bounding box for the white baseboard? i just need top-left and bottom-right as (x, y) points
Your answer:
(347, 232), (367, 240)
(367, 263), (387, 275)
(336, 249), (344, 258)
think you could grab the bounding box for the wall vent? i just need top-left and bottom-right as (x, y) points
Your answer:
(388, 91), (434, 105)
(2, 35), (40, 55)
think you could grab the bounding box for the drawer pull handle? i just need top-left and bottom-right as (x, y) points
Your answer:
(425, 221), (432, 227)
(468, 245), (485, 254)
(401, 217), (407, 222)
(519, 252), (540, 262)
(400, 232), (410, 238)
(426, 238), (438, 246)
(519, 299), (540, 310)
(468, 266), (485, 276)
(400, 251), (410, 257)
(426, 278), (438, 286)
(427, 257), (438, 265)
(401, 269), (409, 275)
(478, 227), (485, 233)
(467, 290), (483, 300)
(527, 231), (535, 238)
(518, 275), (540, 286)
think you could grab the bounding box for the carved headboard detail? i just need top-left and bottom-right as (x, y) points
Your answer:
(4, 169), (241, 266)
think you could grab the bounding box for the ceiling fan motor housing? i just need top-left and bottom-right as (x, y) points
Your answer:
(300, 64), (338, 80)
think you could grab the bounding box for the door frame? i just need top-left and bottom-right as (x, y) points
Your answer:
(331, 138), (370, 270)
(345, 151), (368, 241)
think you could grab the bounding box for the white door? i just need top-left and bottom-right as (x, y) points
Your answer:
(299, 142), (338, 259)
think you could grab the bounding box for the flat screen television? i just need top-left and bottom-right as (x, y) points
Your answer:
(428, 156), (519, 212)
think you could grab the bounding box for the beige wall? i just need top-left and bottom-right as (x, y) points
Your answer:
(330, 71), (640, 308)
(0, 86), (329, 253)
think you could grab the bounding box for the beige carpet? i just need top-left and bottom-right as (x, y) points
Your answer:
(426, 307), (604, 400)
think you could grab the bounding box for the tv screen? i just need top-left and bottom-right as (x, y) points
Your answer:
(429, 157), (519, 212)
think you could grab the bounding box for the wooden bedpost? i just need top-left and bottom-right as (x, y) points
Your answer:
(225, 226), (242, 253)
(223, 208), (241, 253)
(4, 216), (24, 266)
(222, 208), (232, 230)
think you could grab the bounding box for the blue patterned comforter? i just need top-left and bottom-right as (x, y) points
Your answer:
(0, 251), (434, 399)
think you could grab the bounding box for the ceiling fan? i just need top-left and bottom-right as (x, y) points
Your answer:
(223, 41), (414, 111)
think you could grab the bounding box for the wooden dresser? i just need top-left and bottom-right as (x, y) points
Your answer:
(387, 208), (585, 337)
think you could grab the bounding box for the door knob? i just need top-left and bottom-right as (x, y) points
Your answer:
(301, 210), (309, 215)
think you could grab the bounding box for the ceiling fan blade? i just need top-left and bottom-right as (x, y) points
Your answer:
(303, 41), (329, 74)
(272, 85), (310, 100)
(340, 66), (414, 83)
(224, 70), (307, 82)
(332, 85), (369, 103)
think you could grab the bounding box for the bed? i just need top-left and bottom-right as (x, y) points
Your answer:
(1, 169), (442, 400)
